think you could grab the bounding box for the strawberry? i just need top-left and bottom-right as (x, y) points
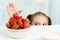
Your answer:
(6, 22), (11, 28)
(18, 21), (23, 27)
(13, 13), (19, 19)
(11, 23), (19, 29)
(23, 24), (30, 29)
(23, 18), (30, 29)
(10, 17), (17, 25)
(18, 16), (23, 27)
(19, 16), (22, 19)
(24, 18), (30, 24)
(6, 12), (30, 29)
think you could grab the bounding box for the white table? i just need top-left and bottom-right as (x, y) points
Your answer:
(0, 25), (60, 40)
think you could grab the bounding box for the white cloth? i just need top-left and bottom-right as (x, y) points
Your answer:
(0, 25), (60, 40)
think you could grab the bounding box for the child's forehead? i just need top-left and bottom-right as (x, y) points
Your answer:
(33, 14), (47, 17)
(34, 15), (48, 20)
(33, 14), (48, 21)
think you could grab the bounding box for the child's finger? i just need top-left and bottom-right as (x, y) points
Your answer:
(11, 2), (15, 8)
(7, 7), (11, 16)
(8, 3), (14, 11)
(9, 3), (11, 7)
(9, 3), (14, 9)
(18, 10), (22, 13)
(9, 3), (17, 12)
(7, 6), (13, 17)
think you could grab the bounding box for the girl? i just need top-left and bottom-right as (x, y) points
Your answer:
(27, 12), (52, 25)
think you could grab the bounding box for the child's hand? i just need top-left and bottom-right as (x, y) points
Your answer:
(7, 3), (22, 17)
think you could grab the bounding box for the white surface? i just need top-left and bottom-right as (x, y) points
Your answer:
(0, 25), (60, 40)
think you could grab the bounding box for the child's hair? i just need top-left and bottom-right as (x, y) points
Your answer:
(27, 14), (33, 20)
(30, 12), (52, 25)
(48, 17), (52, 25)
(27, 14), (33, 24)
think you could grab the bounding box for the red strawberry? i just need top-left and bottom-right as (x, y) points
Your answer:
(11, 23), (19, 29)
(24, 18), (30, 24)
(19, 16), (22, 19)
(18, 16), (23, 27)
(10, 17), (17, 25)
(23, 24), (30, 29)
(13, 13), (19, 19)
(18, 21), (23, 27)
(23, 18), (30, 29)
(6, 22), (11, 28)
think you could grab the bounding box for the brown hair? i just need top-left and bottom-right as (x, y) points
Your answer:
(27, 14), (33, 20)
(27, 14), (33, 24)
(48, 17), (52, 25)
(30, 12), (52, 25)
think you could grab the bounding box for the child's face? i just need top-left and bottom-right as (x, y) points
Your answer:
(31, 15), (48, 25)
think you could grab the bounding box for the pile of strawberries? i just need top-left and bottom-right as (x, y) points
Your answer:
(6, 13), (30, 30)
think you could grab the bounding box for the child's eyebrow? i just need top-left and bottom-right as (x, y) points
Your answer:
(34, 22), (40, 24)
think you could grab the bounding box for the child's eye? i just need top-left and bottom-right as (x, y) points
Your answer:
(35, 24), (38, 25)
(43, 24), (46, 26)
(43, 24), (45, 26)
(35, 23), (40, 25)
